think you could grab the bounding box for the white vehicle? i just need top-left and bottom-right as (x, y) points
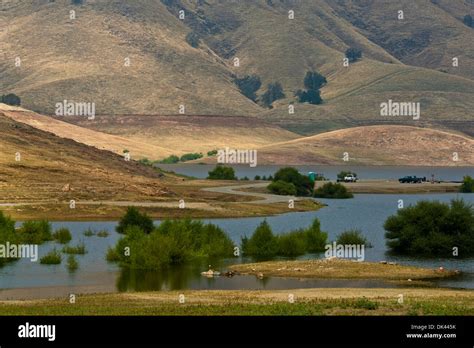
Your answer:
(343, 174), (358, 182)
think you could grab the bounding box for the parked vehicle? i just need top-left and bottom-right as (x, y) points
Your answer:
(398, 176), (425, 183)
(337, 173), (358, 183)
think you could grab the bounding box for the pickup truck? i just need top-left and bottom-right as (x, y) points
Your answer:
(398, 176), (424, 184)
(337, 174), (358, 183)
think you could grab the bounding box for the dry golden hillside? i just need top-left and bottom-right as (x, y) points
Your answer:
(255, 125), (474, 166)
(1, 0), (473, 137)
(0, 110), (177, 203)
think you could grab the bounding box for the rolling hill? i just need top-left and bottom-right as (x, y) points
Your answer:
(0, 108), (176, 203)
(1, 0), (473, 137)
(254, 125), (474, 166)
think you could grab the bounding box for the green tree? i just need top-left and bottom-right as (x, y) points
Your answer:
(272, 167), (313, 196)
(384, 199), (474, 257)
(207, 165), (237, 180)
(345, 47), (362, 63)
(295, 89), (323, 105)
(314, 182), (353, 199)
(460, 175), (474, 193)
(234, 75), (262, 101)
(242, 220), (278, 258)
(116, 207), (154, 234)
(303, 71), (327, 90)
(463, 14), (473, 28)
(1, 93), (21, 106)
(261, 82), (285, 108)
(160, 155), (180, 164)
(185, 32), (201, 48)
(267, 180), (297, 195)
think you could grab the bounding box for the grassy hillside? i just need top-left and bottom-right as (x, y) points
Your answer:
(1, 0), (473, 137)
(0, 109), (176, 203)
(255, 125), (474, 166)
(0, 104), (299, 161)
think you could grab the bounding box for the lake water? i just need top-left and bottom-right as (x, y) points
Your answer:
(1, 193), (473, 298)
(157, 164), (472, 181)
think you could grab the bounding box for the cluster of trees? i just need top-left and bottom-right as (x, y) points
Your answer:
(234, 75), (285, 108)
(385, 199), (474, 257)
(241, 219), (328, 258)
(267, 167), (313, 196)
(463, 14), (473, 28)
(207, 165), (237, 180)
(1, 93), (21, 106)
(234, 75), (262, 102)
(295, 71), (327, 105)
(267, 167), (352, 199)
(107, 208), (235, 269)
(157, 152), (204, 164)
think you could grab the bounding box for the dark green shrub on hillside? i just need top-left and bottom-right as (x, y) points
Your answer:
(345, 47), (362, 62)
(185, 31), (201, 48)
(267, 180), (297, 196)
(463, 14), (473, 28)
(271, 167), (313, 196)
(304, 71), (327, 90)
(1, 93), (21, 106)
(207, 150), (218, 156)
(234, 75), (262, 102)
(460, 176), (474, 193)
(314, 182), (353, 199)
(116, 207), (154, 234)
(261, 82), (285, 108)
(384, 199), (474, 257)
(295, 89), (323, 105)
(207, 165), (237, 180)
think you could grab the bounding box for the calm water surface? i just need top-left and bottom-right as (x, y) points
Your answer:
(1, 193), (473, 297)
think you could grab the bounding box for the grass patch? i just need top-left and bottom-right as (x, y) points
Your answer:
(40, 249), (62, 265)
(62, 243), (87, 255)
(96, 230), (109, 238)
(52, 228), (72, 244)
(66, 255), (79, 272)
(83, 228), (95, 237)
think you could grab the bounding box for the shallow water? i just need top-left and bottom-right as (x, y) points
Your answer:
(0, 193), (473, 298)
